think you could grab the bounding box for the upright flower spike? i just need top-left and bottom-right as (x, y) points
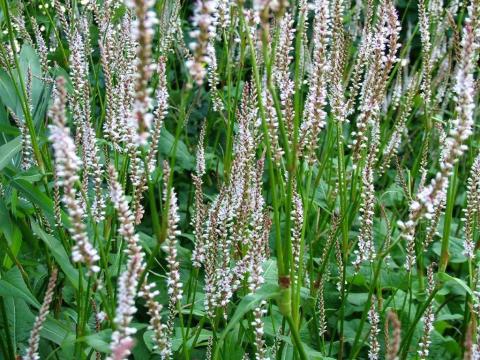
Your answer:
(188, 0), (218, 85)
(54, 0), (71, 41)
(8, 108), (36, 171)
(108, 166), (146, 360)
(262, 81), (284, 166)
(30, 17), (49, 74)
(329, 0), (349, 123)
(207, 36), (223, 111)
(353, 148), (376, 271)
(291, 187), (303, 284)
(368, 296), (380, 360)
(158, 0), (184, 55)
(247, 157), (269, 294)
(252, 300), (268, 360)
(99, 38), (119, 148)
(385, 310), (401, 360)
(147, 58), (169, 173)
(317, 276), (327, 338)
(121, 0), (159, 223)
(162, 162), (183, 304)
(274, 11), (296, 142)
(12, 3), (33, 46)
(351, 0), (400, 164)
(162, 162), (182, 357)
(125, 0), (158, 144)
(23, 268), (58, 360)
(418, 264), (436, 359)
(49, 78), (100, 273)
(133, 57), (170, 224)
(418, 0), (432, 105)
(217, 0), (231, 31)
(192, 124), (207, 267)
(300, 0), (330, 164)
(139, 280), (169, 355)
(69, 30), (89, 134)
(69, 28), (105, 222)
(379, 76), (418, 174)
(463, 154), (480, 259)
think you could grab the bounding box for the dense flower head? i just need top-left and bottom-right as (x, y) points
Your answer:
(108, 166), (146, 360)
(49, 78), (100, 273)
(23, 268), (58, 360)
(188, 0), (218, 85)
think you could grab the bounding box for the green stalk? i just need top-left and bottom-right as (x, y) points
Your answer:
(177, 302), (189, 360)
(286, 315), (308, 360)
(439, 164), (458, 273)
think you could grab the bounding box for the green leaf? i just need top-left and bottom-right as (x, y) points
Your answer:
(158, 128), (195, 170)
(14, 167), (43, 182)
(263, 258), (278, 284)
(220, 282), (280, 342)
(0, 266), (40, 308)
(0, 69), (20, 116)
(0, 136), (21, 171)
(437, 272), (474, 298)
(278, 335), (335, 360)
(31, 221), (84, 290)
(41, 317), (72, 345)
(82, 330), (112, 353)
(0, 198), (22, 268)
(3, 296), (34, 346)
(7, 174), (67, 227)
(432, 236), (467, 264)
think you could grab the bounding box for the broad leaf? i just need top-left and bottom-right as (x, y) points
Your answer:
(31, 221), (84, 290)
(0, 136), (21, 171)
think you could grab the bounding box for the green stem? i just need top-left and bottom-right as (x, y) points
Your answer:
(286, 315), (308, 360)
(439, 164), (458, 273)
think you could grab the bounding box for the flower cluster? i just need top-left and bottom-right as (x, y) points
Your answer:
(133, 57), (170, 224)
(368, 296), (380, 360)
(125, 0), (158, 144)
(418, 264), (436, 359)
(108, 166), (146, 360)
(162, 162), (183, 303)
(385, 310), (401, 360)
(274, 12), (296, 142)
(23, 268), (58, 360)
(353, 151), (376, 271)
(8, 108), (36, 171)
(192, 124), (207, 267)
(188, 0), (218, 85)
(463, 154), (480, 259)
(139, 281), (169, 356)
(379, 76), (417, 173)
(49, 78), (100, 273)
(300, 0), (330, 164)
(252, 300), (268, 360)
(291, 188), (303, 283)
(418, 0), (432, 104)
(351, 0), (400, 164)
